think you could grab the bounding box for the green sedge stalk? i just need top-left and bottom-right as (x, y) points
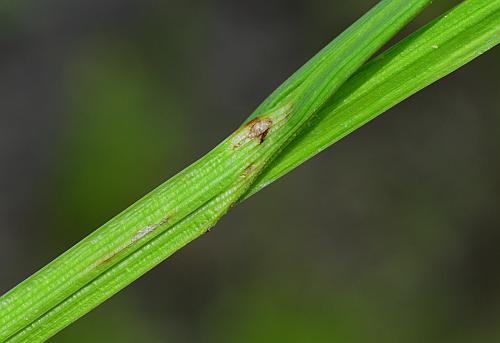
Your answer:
(249, 0), (500, 196)
(0, 0), (432, 340)
(1, 0), (498, 342)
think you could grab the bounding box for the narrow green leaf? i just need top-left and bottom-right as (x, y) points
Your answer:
(2, 0), (499, 342)
(248, 0), (500, 195)
(0, 1), (433, 342)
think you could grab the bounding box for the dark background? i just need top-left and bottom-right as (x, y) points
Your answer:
(1, 1), (499, 342)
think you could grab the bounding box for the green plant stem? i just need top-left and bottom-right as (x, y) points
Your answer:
(0, 1), (433, 342)
(248, 0), (500, 196)
(1, 0), (499, 342)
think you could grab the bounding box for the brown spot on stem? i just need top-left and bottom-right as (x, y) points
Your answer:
(94, 214), (171, 268)
(242, 164), (257, 178)
(232, 116), (273, 149)
(95, 250), (121, 267)
(247, 117), (272, 142)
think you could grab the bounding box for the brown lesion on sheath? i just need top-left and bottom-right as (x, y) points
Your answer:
(232, 116), (273, 149)
(247, 117), (272, 143)
(241, 163), (257, 178)
(94, 214), (171, 268)
(96, 251), (120, 267)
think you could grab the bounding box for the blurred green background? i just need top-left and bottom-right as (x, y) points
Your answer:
(1, 0), (499, 342)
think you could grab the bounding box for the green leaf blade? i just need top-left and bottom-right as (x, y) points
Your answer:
(248, 0), (500, 197)
(3, 1), (435, 339)
(3, 1), (498, 342)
